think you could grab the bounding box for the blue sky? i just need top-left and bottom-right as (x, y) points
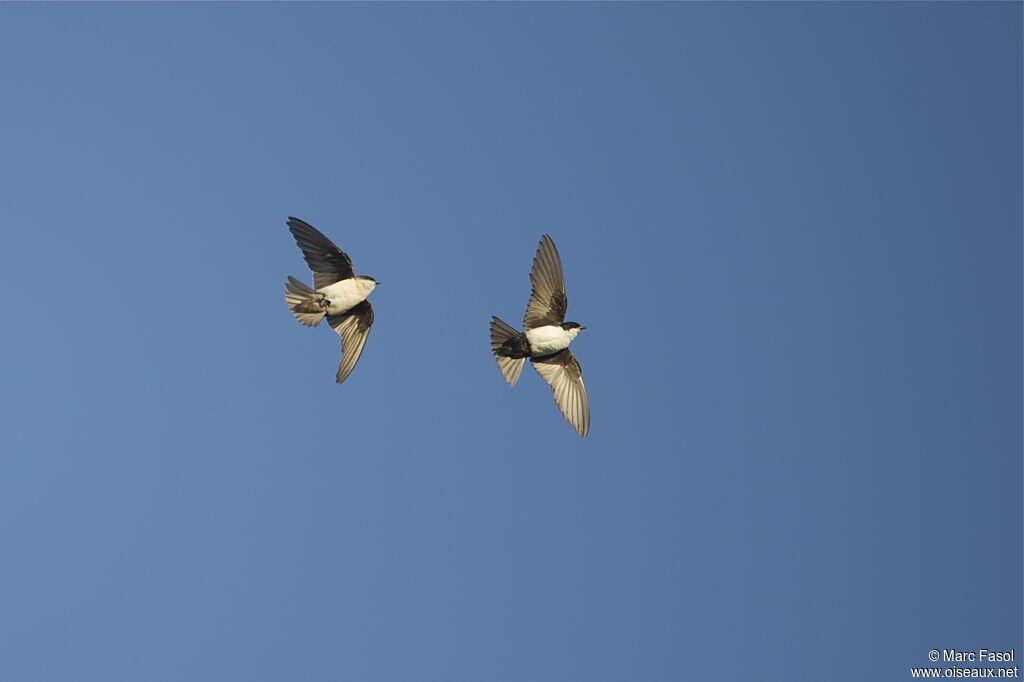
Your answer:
(0, 3), (1020, 681)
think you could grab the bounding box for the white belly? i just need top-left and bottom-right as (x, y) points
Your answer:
(526, 325), (574, 356)
(318, 278), (375, 315)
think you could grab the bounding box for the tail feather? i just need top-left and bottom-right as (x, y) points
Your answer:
(285, 276), (326, 327)
(489, 316), (527, 386)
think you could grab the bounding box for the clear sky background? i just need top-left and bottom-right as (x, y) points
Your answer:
(0, 3), (1020, 681)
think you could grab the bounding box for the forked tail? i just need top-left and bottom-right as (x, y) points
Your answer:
(489, 316), (528, 386)
(285, 276), (327, 327)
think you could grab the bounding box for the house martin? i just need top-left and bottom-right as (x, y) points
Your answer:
(490, 235), (590, 437)
(284, 217), (377, 384)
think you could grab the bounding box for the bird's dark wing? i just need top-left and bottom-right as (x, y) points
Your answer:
(530, 349), (589, 437)
(288, 217), (355, 289)
(523, 235), (568, 329)
(327, 300), (374, 384)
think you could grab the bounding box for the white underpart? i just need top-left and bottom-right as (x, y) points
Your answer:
(318, 278), (376, 315)
(526, 325), (580, 356)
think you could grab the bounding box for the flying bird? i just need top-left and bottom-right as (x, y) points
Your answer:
(283, 217), (377, 384)
(489, 235), (590, 437)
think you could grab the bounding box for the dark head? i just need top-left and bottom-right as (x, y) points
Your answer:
(560, 321), (585, 331)
(352, 275), (378, 296)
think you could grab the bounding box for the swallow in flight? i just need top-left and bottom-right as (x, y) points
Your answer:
(284, 217), (377, 384)
(489, 235), (590, 437)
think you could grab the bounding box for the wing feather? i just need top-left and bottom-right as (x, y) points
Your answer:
(288, 217), (356, 289)
(523, 235), (568, 328)
(328, 300), (374, 384)
(531, 349), (590, 437)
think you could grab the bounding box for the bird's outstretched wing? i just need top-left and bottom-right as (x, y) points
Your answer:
(531, 349), (589, 437)
(523, 235), (567, 329)
(327, 300), (374, 384)
(288, 217), (356, 289)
